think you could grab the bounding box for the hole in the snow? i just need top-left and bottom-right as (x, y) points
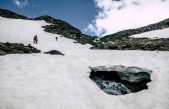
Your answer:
(89, 65), (152, 95)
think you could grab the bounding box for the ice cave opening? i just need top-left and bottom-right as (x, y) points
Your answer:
(89, 65), (152, 95)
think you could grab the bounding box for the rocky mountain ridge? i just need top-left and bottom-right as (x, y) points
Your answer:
(93, 37), (169, 51)
(0, 42), (40, 55)
(34, 16), (95, 44)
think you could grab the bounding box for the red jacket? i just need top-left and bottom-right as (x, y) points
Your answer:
(34, 35), (38, 40)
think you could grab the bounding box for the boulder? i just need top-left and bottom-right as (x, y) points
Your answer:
(44, 50), (64, 55)
(0, 50), (6, 55)
(27, 44), (41, 53)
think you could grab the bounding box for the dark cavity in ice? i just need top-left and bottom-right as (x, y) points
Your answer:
(89, 65), (152, 95)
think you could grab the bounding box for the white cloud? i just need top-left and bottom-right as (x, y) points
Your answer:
(87, 0), (169, 36)
(13, 0), (28, 8)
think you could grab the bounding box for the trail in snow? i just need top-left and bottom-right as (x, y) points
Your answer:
(0, 17), (169, 109)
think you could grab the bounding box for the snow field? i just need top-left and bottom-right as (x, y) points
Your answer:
(131, 28), (169, 39)
(0, 17), (169, 109)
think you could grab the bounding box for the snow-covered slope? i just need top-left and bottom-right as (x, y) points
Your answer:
(131, 28), (169, 39)
(0, 17), (91, 55)
(0, 17), (169, 109)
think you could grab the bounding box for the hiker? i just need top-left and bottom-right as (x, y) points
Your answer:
(55, 37), (58, 41)
(33, 35), (38, 44)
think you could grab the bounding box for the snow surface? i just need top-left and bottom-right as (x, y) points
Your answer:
(131, 28), (169, 39)
(0, 17), (169, 109)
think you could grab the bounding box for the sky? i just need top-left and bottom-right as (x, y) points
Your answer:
(0, 0), (169, 36)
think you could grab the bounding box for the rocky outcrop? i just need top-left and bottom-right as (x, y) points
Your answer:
(35, 16), (95, 45)
(44, 50), (64, 55)
(0, 42), (40, 55)
(93, 37), (169, 51)
(0, 9), (28, 19)
(89, 65), (152, 95)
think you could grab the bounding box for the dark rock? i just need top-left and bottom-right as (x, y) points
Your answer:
(0, 50), (6, 55)
(44, 50), (64, 55)
(0, 42), (41, 55)
(30, 48), (41, 53)
(26, 44), (41, 53)
(5, 42), (11, 46)
(12, 50), (24, 54)
(0, 43), (12, 53)
(94, 37), (169, 51)
(89, 65), (152, 95)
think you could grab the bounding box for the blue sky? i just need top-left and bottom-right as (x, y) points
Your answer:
(0, 0), (97, 36)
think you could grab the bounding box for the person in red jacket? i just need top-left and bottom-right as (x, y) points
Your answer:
(33, 35), (38, 44)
